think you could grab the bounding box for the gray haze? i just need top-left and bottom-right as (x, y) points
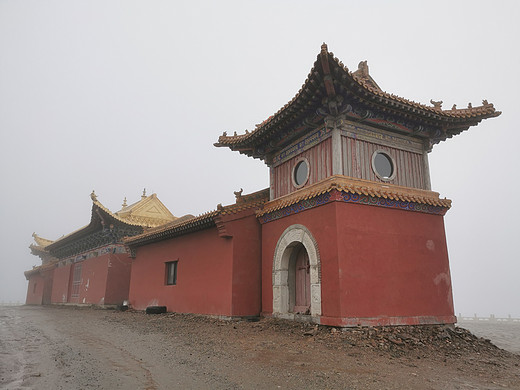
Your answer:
(1, 1), (518, 317)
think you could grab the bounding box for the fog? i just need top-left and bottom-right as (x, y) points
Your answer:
(1, 1), (518, 317)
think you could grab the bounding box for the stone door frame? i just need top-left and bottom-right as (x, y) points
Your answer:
(272, 224), (321, 318)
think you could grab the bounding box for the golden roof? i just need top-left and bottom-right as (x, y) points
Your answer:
(43, 191), (176, 251)
(31, 233), (54, 248)
(114, 192), (176, 227)
(88, 190), (176, 228)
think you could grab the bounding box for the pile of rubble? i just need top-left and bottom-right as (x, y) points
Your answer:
(256, 318), (513, 359)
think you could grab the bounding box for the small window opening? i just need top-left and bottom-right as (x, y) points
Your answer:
(293, 159), (309, 187)
(372, 151), (395, 180)
(166, 261), (178, 285)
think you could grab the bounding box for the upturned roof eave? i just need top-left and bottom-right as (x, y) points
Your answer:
(215, 44), (500, 155)
(45, 202), (140, 251)
(125, 188), (270, 248)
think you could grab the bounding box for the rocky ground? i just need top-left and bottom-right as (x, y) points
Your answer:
(1, 305), (519, 389)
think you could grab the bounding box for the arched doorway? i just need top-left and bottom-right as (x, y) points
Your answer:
(272, 224), (321, 318)
(292, 245), (310, 314)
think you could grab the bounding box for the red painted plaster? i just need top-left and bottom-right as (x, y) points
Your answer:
(105, 254), (132, 304)
(261, 202), (340, 316)
(73, 255), (110, 305)
(261, 201), (455, 326)
(51, 264), (72, 304)
(129, 211), (263, 317)
(25, 274), (44, 305)
(223, 210), (263, 316)
(335, 202), (454, 322)
(25, 268), (54, 305)
(129, 227), (234, 315)
(45, 253), (132, 306)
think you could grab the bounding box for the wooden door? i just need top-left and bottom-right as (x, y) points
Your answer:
(293, 247), (310, 314)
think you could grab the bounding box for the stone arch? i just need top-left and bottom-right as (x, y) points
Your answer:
(272, 224), (321, 317)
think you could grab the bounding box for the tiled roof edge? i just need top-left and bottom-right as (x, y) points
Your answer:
(215, 44), (500, 149)
(257, 175), (451, 217)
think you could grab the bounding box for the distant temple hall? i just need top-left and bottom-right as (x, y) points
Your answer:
(26, 191), (175, 306)
(25, 44), (500, 327)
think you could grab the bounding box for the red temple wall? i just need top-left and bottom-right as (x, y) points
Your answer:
(25, 268), (54, 305)
(331, 202), (454, 326)
(261, 203), (340, 316)
(25, 273), (44, 305)
(105, 254), (133, 304)
(41, 268), (54, 305)
(27, 253), (132, 306)
(51, 263), (72, 303)
(129, 227), (234, 315)
(261, 201), (455, 326)
(72, 255), (110, 305)
(129, 211), (263, 316)
(224, 211), (263, 316)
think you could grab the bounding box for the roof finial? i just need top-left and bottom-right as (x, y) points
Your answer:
(90, 190), (98, 202)
(122, 197), (127, 207)
(142, 188), (146, 199)
(321, 42), (328, 53)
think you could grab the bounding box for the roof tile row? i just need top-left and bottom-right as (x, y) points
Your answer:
(257, 175), (451, 217)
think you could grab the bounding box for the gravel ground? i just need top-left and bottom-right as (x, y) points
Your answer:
(1, 305), (519, 389)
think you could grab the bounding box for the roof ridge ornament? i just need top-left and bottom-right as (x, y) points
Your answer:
(142, 188), (146, 199)
(430, 99), (443, 110)
(319, 42), (336, 106)
(90, 190), (98, 202)
(321, 42), (328, 53)
(356, 60), (369, 78)
(122, 197), (127, 207)
(352, 60), (382, 91)
(234, 188), (243, 202)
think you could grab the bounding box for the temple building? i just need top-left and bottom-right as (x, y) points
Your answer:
(124, 44), (500, 326)
(25, 190), (175, 306)
(27, 44), (500, 327)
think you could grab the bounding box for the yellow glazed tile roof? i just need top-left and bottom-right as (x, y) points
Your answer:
(257, 175), (451, 217)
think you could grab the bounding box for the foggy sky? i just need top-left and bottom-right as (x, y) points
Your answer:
(1, 0), (518, 317)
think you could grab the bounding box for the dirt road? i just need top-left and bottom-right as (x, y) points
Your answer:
(1, 305), (519, 389)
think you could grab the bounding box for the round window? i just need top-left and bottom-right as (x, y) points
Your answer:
(372, 151), (394, 180)
(294, 160), (309, 187)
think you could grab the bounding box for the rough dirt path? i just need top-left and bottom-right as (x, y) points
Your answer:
(1, 305), (519, 389)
